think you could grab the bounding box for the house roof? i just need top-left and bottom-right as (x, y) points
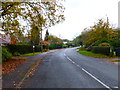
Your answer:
(0, 38), (9, 44)
(40, 40), (50, 45)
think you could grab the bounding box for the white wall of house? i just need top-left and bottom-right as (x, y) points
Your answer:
(0, 31), (11, 44)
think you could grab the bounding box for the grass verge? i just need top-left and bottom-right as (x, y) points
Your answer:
(77, 50), (109, 58)
(112, 60), (120, 62)
(21, 52), (41, 56)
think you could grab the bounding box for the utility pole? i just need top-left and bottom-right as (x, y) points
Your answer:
(106, 16), (109, 39)
(118, 2), (120, 40)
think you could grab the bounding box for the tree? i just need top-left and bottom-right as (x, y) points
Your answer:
(48, 35), (63, 44)
(47, 35), (63, 49)
(74, 18), (118, 48)
(44, 30), (49, 41)
(1, 1), (65, 43)
(30, 26), (40, 45)
(73, 35), (83, 46)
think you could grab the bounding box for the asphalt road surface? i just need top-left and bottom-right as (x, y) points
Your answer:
(20, 47), (119, 89)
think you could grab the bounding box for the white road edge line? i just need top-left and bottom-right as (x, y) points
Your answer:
(81, 68), (112, 90)
(64, 53), (112, 90)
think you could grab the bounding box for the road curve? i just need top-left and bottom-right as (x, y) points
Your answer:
(21, 47), (119, 89)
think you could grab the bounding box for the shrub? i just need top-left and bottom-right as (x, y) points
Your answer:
(91, 46), (111, 56)
(43, 49), (48, 52)
(63, 44), (67, 48)
(0, 47), (2, 63)
(86, 47), (92, 51)
(79, 47), (85, 51)
(110, 40), (120, 48)
(49, 44), (57, 50)
(13, 52), (21, 56)
(2, 47), (12, 62)
(98, 43), (111, 46)
(114, 47), (120, 56)
(95, 38), (111, 46)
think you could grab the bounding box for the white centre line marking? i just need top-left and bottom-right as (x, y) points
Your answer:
(76, 64), (80, 67)
(114, 86), (118, 88)
(66, 57), (72, 62)
(64, 53), (112, 90)
(72, 61), (75, 63)
(64, 53), (66, 57)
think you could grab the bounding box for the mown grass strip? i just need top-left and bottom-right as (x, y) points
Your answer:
(21, 52), (41, 56)
(77, 50), (109, 58)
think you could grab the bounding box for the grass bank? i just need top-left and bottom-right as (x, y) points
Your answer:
(77, 50), (109, 58)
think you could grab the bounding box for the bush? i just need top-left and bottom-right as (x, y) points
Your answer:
(98, 43), (111, 46)
(114, 47), (120, 56)
(110, 40), (120, 48)
(43, 49), (48, 52)
(48, 44), (57, 50)
(86, 47), (92, 51)
(0, 47), (2, 63)
(2, 47), (12, 62)
(95, 38), (111, 46)
(91, 46), (111, 56)
(13, 52), (21, 56)
(79, 47), (85, 51)
(63, 44), (67, 48)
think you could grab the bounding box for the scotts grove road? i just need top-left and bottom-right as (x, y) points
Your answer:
(20, 47), (119, 89)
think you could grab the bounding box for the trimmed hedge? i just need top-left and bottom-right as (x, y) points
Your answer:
(5, 44), (63, 57)
(91, 46), (111, 56)
(6, 44), (33, 54)
(34, 45), (42, 52)
(6, 44), (42, 54)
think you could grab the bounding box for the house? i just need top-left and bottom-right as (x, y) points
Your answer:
(62, 39), (69, 44)
(0, 31), (11, 46)
(0, 30), (19, 45)
(40, 40), (50, 46)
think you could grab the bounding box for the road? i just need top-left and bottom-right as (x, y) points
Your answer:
(20, 47), (119, 89)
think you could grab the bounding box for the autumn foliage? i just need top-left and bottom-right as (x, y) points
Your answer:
(2, 57), (28, 74)
(73, 18), (118, 48)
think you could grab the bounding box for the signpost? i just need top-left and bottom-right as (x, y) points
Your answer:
(33, 45), (35, 55)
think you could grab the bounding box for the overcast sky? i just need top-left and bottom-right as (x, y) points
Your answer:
(45, 0), (119, 40)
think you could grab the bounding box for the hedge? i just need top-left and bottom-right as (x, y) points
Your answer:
(34, 45), (42, 52)
(48, 44), (63, 50)
(5, 44), (63, 56)
(91, 46), (111, 56)
(6, 44), (42, 54)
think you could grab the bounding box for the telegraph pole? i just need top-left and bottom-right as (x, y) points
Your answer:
(118, 1), (120, 40)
